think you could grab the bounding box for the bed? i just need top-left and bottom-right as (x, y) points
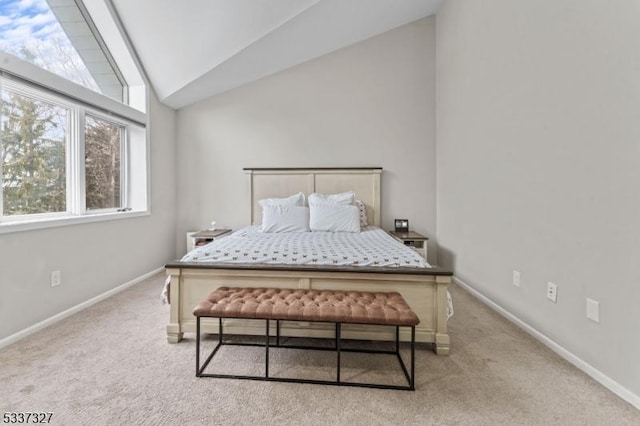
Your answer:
(165, 167), (453, 355)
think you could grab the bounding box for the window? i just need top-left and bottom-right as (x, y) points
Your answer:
(0, 0), (125, 102)
(0, 0), (147, 232)
(85, 115), (123, 211)
(0, 78), (145, 227)
(1, 87), (69, 216)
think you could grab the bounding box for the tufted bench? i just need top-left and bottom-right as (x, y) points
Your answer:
(193, 287), (420, 390)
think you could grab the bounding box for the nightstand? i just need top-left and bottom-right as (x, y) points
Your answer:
(389, 231), (428, 259)
(186, 229), (232, 253)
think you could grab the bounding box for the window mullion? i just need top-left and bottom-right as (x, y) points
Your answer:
(78, 108), (86, 214)
(0, 77), (4, 220)
(121, 128), (128, 208)
(69, 107), (86, 215)
(65, 106), (73, 214)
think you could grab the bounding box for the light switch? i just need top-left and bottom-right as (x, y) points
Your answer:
(586, 298), (600, 323)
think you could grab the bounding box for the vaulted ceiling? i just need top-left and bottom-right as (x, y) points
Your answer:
(110, 0), (442, 109)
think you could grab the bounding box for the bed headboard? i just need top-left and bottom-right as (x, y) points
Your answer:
(245, 167), (382, 226)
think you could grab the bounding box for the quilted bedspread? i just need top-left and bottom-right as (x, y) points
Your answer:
(181, 226), (430, 268)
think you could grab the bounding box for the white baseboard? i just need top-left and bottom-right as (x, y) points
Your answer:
(0, 267), (164, 351)
(453, 276), (640, 411)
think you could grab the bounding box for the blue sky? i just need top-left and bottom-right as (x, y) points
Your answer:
(0, 0), (98, 91)
(0, 0), (59, 44)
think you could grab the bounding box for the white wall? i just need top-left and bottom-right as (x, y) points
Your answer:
(437, 0), (640, 401)
(0, 91), (177, 340)
(176, 17), (437, 259)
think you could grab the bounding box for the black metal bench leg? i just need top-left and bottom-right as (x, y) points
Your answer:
(196, 317), (200, 377)
(276, 320), (280, 346)
(195, 316), (417, 390)
(410, 326), (416, 390)
(197, 317), (225, 377)
(395, 325), (400, 355)
(336, 323), (341, 383)
(265, 320), (270, 378)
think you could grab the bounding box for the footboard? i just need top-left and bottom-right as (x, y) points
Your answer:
(165, 263), (452, 355)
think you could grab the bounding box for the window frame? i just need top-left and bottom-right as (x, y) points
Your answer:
(0, 53), (148, 235)
(83, 111), (128, 214)
(0, 79), (74, 220)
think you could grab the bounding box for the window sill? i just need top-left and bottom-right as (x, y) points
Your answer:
(0, 210), (150, 235)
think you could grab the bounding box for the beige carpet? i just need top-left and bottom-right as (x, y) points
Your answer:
(0, 273), (637, 426)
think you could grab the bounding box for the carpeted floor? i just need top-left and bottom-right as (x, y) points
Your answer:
(0, 273), (637, 425)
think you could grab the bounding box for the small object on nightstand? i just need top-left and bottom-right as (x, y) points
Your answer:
(394, 219), (409, 233)
(389, 230), (428, 259)
(186, 229), (232, 252)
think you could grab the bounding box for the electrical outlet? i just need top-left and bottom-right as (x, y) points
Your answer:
(546, 282), (557, 303)
(512, 270), (521, 287)
(51, 270), (61, 287)
(586, 298), (600, 323)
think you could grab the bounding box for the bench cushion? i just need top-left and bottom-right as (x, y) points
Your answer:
(193, 287), (420, 326)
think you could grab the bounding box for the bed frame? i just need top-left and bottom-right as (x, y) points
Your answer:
(165, 168), (453, 355)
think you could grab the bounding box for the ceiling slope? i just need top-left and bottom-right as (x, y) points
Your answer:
(111, 0), (442, 109)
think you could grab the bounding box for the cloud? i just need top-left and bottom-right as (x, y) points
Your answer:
(32, 22), (59, 38)
(0, 0), (46, 17)
(0, 0), (99, 92)
(0, 7), (60, 44)
(1, 22), (33, 42)
(17, 0), (43, 12)
(14, 11), (56, 28)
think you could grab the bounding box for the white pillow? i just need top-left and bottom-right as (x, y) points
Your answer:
(308, 191), (355, 206)
(261, 205), (310, 233)
(258, 192), (305, 207)
(355, 199), (368, 227)
(309, 204), (360, 233)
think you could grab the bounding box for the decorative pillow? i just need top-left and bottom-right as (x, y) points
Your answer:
(308, 191), (355, 206)
(258, 192), (305, 207)
(309, 204), (360, 233)
(354, 199), (368, 227)
(261, 205), (310, 233)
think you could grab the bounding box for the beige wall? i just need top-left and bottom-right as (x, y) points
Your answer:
(0, 91), (177, 340)
(176, 17), (437, 261)
(437, 0), (640, 401)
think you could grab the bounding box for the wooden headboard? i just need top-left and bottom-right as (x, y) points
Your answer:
(245, 168), (382, 226)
